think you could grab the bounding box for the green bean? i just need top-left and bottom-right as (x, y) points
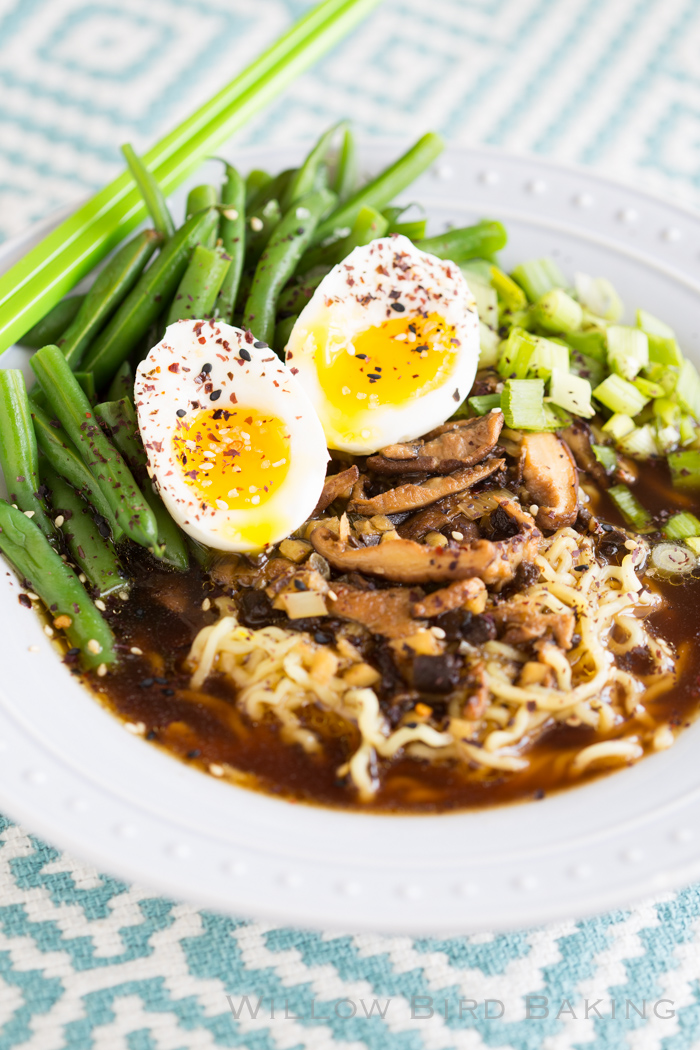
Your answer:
(73, 372), (95, 404)
(296, 203), (388, 274)
(332, 127), (357, 202)
(0, 370), (55, 540)
(95, 398), (189, 571)
(106, 361), (133, 404)
(60, 230), (162, 369)
(186, 184), (219, 218)
(81, 207), (218, 389)
(243, 187), (336, 347)
(416, 220), (507, 263)
(247, 168), (295, 213)
(245, 169), (271, 205)
(381, 206), (404, 224)
(314, 131), (444, 243)
(276, 266), (329, 317)
(30, 401), (123, 542)
(19, 295), (85, 349)
(274, 313), (298, 355)
(41, 463), (126, 598)
(392, 219), (427, 240)
(165, 244), (230, 326)
(0, 499), (115, 669)
(121, 145), (175, 239)
(245, 199), (282, 266)
(282, 122), (345, 210)
(217, 163), (245, 322)
(31, 345), (158, 550)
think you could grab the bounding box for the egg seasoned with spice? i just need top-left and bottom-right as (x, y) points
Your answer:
(134, 319), (328, 552)
(284, 234), (480, 454)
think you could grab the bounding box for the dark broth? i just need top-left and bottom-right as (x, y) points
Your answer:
(82, 461), (700, 813)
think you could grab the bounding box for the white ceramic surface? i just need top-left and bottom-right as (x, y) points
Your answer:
(2, 142), (700, 935)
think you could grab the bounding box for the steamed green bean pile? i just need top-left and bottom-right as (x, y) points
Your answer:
(0, 127), (507, 671)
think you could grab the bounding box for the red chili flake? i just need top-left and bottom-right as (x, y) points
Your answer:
(168, 362), (180, 373)
(290, 367), (299, 375)
(244, 416), (253, 425)
(452, 388), (460, 402)
(85, 412), (92, 419)
(244, 330), (254, 344)
(18, 594), (31, 609)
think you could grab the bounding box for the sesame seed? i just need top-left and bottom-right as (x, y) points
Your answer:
(215, 499), (228, 511)
(94, 599), (107, 612)
(54, 515), (64, 528)
(431, 626), (446, 639)
(78, 574), (87, 584)
(222, 208), (239, 221)
(24, 510), (34, 518)
(250, 216), (263, 232)
(119, 591), (129, 601)
(239, 348), (251, 362)
(451, 531), (464, 541)
(176, 409), (186, 418)
(327, 590), (338, 601)
(124, 721), (146, 735)
(296, 206), (310, 219)
(130, 646), (143, 655)
(26, 592), (38, 601)
(202, 598), (211, 611)
(97, 663), (107, 677)
(624, 539), (637, 550)
(87, 639), (102, 654)
(44, 625), (54, 637)
(209, 763), (225, 777)
(529, 505), (539, 516)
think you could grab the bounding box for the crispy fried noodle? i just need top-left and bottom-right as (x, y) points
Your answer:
(187, 526), (675, 799)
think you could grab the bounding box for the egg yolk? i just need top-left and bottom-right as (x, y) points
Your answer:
(311, 312), (459, 417)
(172, 407), (290, 512)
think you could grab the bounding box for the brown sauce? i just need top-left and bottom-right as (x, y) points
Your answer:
(83, 460), (700, 814)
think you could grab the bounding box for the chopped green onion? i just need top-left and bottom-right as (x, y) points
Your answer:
(633, 376), (665, 399)
(647, 334), (683, 367)
(468, 393), (502, 415)
(593, 373), (650, 416)
(675, 359), (700, 420)
(602, 413), (636, 441)
(528, 336), (569, 378)
(650, 542), (697, 577)
(643, 363), (678, 394)
(663, 512), (700, 540)
(548, 369), (594, 417)
(500, 378), (547, 430)
(685, 537), (700, 556)
(532, 288), (582, 333)
(478, 322), (500, 368)
(510, 258), (566, 303)
(575, 273), (623, 321)
(490, 265), (527, 311)
(607, 325), (649, 380)
(668, 449), (700, 490)
(468, 276), (498, 329)
(637, 309), (675, 340)
(617, 424), (659, 461)
(608, 485), (652, 530)
(654, 422), (680, 454)
(497, 328), (537, 379)
(680, 414), (697, 446)
(565, 329), (607, 362)
(592, 444), (617, 472)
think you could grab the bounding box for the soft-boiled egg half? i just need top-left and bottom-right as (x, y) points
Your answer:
(135, 320), (328, 552)
(285, 234), (480, 454)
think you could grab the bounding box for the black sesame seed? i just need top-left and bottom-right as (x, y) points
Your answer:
(139, 678), (154, 688)
(155, 676), (168, 685)
(201, 363), (212, 373)
(162, 688), (175, 697)
(239, 348), (251, 362)
(390, 302), (405, 312)
(210, 390), (221, 401)
(187, 749), (201, 759)
(146, 730), (157, 741)
(253, 340), (268, 349)
(356, 353), (368, 360)
(176, 409), (186, 418)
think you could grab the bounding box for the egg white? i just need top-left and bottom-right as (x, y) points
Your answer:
(134, 319), (328, 552)
(285, 235), (480, 454)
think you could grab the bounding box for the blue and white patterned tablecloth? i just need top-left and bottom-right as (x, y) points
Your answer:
(3, 1), (700, 1046)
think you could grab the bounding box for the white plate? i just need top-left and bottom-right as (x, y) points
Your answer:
(2, 142), (700, 935)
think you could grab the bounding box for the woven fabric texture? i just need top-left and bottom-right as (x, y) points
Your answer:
(2, 0), (700, 1047)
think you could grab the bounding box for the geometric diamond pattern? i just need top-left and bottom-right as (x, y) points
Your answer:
(2, 2), (700, 1046)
